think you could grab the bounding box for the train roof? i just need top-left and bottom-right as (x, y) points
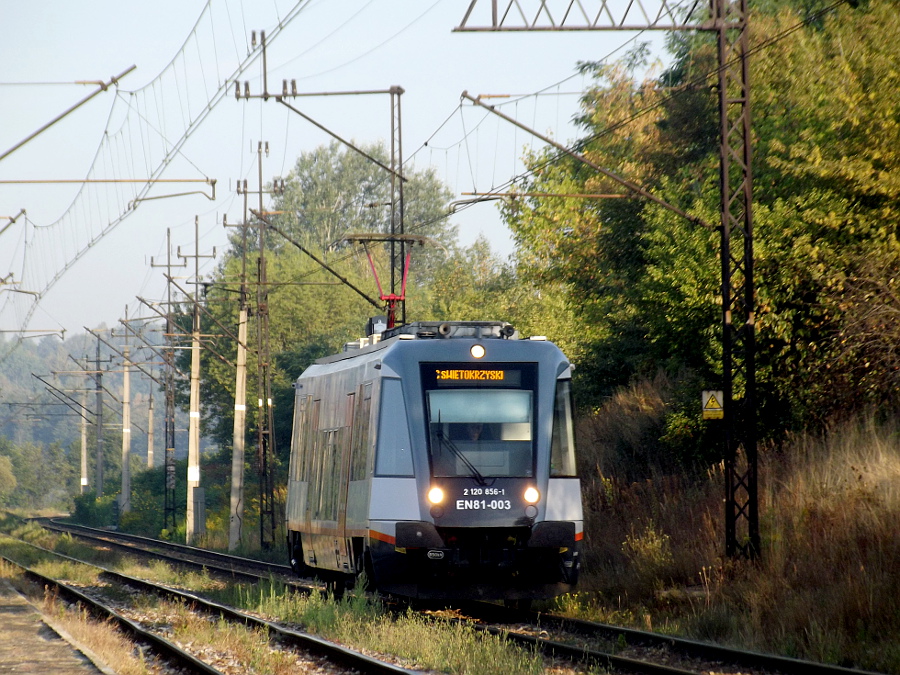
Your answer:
(312, 321), (530, 367)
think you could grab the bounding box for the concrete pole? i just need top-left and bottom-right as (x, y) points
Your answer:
(186, 300), (203, 543)
(185, 217), (206, 544)
(228, 306), (248, 551)
(80, 390), (89, 494)
(147, 389), (155, 468)
(120, 343), (131, 513)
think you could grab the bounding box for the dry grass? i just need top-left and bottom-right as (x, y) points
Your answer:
(727, 418), (900, 668)
(224, 579), (545, 674)
(0, 560), (151, 675)
(40, 592), (154, 675)
(568, 381), (900, 673)
(0, 522), (543, 674)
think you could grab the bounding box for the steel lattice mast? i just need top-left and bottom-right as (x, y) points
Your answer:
(455, 0), (759, 557)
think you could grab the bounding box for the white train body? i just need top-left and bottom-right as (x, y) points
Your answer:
(285, 321), (582, 600)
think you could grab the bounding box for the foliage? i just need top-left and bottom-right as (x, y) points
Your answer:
(181, 142), (460, 456)
(567, 410), (900, 672)
(0, 455), (16, 505)
(70, 492), (118, 528)
(270, 140), (456, 283)
(0, 436), (78, 511)
(502, 0), (900, 460)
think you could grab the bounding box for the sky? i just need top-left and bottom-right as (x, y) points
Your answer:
(0, 0), (670, 340)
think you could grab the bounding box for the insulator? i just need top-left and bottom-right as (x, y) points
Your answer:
(251, 31), (257, 48)
(244, 82), (250, 98)
(282, 80), (288, 96)
(291, 79), (297, 96)
(234, 81), (240, 100)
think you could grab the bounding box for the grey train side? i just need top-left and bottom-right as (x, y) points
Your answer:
(285, 321), (583, 600)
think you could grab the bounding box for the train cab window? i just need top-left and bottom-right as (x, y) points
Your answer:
(422, 363), (537, 479)
(550, 379), (577, 477)
(374, 379), (414, 476)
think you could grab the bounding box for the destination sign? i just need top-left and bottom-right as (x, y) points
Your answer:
(423, 362), (527, 389)
(435, 369), (505, 381)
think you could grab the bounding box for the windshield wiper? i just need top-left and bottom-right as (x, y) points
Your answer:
(436, 426), (490, 487)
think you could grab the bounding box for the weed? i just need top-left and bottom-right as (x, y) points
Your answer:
(573, 398), (900, 673)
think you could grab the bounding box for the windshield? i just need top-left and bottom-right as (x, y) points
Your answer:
(423, 363), (537, 478)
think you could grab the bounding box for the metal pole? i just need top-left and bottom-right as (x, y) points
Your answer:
(95, 338), (104, 497)
(715, 0), (758, 558)
(0, 66), (135, 162)
(255, 141), (276, 550)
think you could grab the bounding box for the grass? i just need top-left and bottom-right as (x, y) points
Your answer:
(0, 520), (546, 674)
(215, 577), (546, 674)
(0, 558), (152, 675)
(12, 395), (899, 671)
(567, 391), (900, 674)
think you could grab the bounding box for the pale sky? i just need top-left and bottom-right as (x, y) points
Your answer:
(0, 0), (667, 338)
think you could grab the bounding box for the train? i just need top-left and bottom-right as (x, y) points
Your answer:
(284, 320), (583, 600)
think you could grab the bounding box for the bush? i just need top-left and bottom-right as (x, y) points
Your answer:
(70, 492), (117, 528)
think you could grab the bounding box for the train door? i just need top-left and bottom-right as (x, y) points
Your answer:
(334, 392), (355, 570)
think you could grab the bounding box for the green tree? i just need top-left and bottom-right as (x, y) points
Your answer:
(504, 0), (899, 447)
(0, 454), (16, 505)
(271, 140), (456, 284)
(187, 142), (460, 455)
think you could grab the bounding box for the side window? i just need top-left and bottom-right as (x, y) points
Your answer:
(550, 380), (578, 477)
(351, 382), (373, 481)
(290, 395), (307, 481)
(301, 398), (320, 481)
(374, 379), (414, 476)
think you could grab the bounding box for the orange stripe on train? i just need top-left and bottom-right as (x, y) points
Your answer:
(369, 529), (396, 545)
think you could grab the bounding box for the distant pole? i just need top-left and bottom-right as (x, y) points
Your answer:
(229, 305), (248, 550)
(95, 337), (104, 497)
(229, 196), (250, 551)
(149, 228), (186, 532)
(255, 141), (276, 550)
(389, 86), (406, 326)
(186, 299), (203, 543)
(146, 385), (155, 468)
(183, 216), (211, 545)
(80, 389), (89, 494)
(164, 239), (178, 532)
(120, 337), (132, 514)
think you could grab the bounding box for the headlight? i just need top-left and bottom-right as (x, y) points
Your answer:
(470, 344), (486, 359)
(428, 487), (445, 504)
(524, 487), (540, 504)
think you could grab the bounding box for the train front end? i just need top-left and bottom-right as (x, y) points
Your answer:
(370, 322), (582, 600)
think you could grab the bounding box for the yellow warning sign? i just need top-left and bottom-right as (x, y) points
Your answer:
(702, 390), (724, 420)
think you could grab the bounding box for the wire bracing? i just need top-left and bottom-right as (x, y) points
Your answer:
(1, 0), (312, 352)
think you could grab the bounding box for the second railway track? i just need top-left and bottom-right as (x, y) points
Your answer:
(9, 519), (886, 675)
(1, 535), (419, 674)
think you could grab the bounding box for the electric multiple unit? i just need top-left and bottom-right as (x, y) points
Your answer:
(285, 321), (583, 600)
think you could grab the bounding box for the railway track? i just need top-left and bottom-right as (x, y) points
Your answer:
(31, 520), (886, 675)
(1, 536), (416, 674)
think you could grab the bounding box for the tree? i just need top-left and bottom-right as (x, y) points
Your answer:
(188, 142), (460, 454)
(503, 0), (899, 437)
(0, 454), (16, 505)
(271, 140), (456, 285)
